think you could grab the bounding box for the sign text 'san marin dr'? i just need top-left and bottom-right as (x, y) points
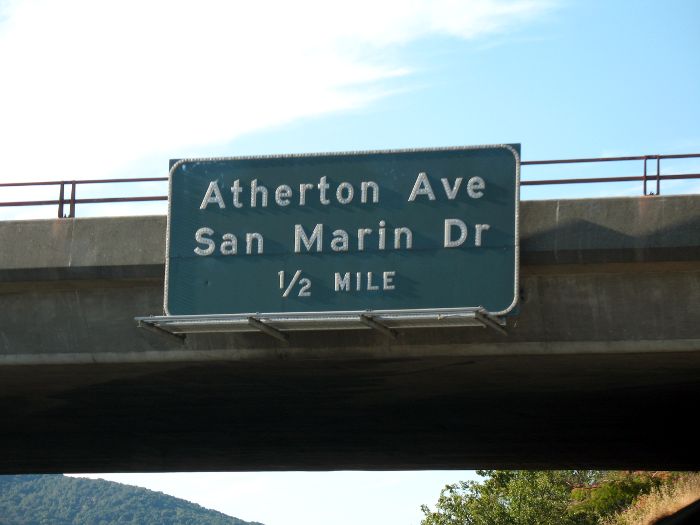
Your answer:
(165, 145), (520, 317)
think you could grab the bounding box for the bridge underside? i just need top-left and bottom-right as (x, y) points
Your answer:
(1, 349), (699, 473)
(1, 195), (699, 472)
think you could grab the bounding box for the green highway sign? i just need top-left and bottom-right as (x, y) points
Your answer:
(165, 145), (520, 319)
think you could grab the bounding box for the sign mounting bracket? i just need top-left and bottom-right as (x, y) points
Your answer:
(475, 310), (509, 336)
(360, 314), (398, 340)
(137, 319), (187, 344)
(135, 308), (506, 338)
(247, 316), (289, 344)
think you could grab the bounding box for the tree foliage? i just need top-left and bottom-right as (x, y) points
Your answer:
(0, 475), (263, 525)
(421, 470), (669, 525)
(569, 471), (667, 522)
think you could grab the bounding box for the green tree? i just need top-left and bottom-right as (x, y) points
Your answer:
(420, 470), (668, 525)
(421, 470), (598, 525)
(569, 471), (668, 522)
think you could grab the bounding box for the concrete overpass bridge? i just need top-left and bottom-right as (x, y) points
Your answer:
(0, 195), (698, 473)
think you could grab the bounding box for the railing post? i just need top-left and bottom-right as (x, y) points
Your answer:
(69, 181), (76, 218)
(58, 182), (65, 218)
(643, 157), (649, 195)
(656, 156), (661, 196)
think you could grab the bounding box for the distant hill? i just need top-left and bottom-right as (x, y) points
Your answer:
(0, 475), (264, 525)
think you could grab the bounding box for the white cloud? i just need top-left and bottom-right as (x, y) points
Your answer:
(0, 0), (554, 189)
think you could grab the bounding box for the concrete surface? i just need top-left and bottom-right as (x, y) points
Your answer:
(0, 195), (699, 472)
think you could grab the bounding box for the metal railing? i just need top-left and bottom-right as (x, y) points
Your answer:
(0, 176), (168, 218)
(521, 153), (700, 196)
(1, 153), (699, 218)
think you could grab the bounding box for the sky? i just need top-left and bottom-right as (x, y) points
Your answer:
(1, 0), (699, 220)
(69, 471), (481, 524)
(2, 0), (699, 524)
